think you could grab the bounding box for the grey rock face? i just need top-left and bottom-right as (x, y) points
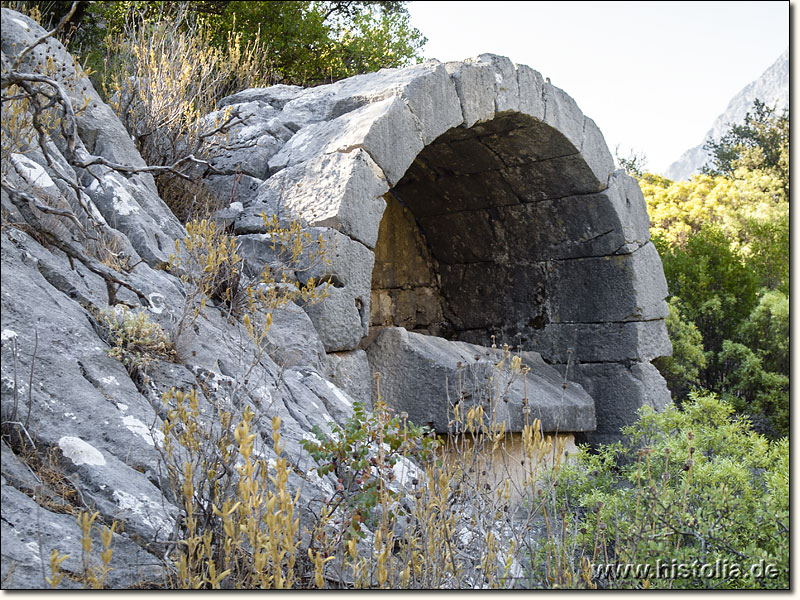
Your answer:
(219, 85), (305, 111)
(445, 59), (497, 127)
(262, 303), (327, 372)
(325, 350), (372, 407)
(297, 228), (375, 352)
(1, 484), (166, 589)
(366, 327), (595, 433)
(1, 9), (184, 267)
(245, 149), (389, 249)
(269, 96), (425, 187)
(204, 173), (262, 209)
(303, 285), (368, 352)
(202, 100), (294, 180)
(522, 320), (672, 364)
(1, 11), (346, 588)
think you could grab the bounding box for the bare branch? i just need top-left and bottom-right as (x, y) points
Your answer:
(4, 185), (86, 236)
(4, 70), (248, 182)
(74, 152), (246, 180)
(4, 185), (153, 308)
(197, 106), (246, 141)
(3, 71), (81, 163)
(25, 329), (38, 430)
(10, 1), (79, 72)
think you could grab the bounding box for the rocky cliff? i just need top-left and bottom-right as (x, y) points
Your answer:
(1, 8), (671, 588)
(665, 48), (789, 181)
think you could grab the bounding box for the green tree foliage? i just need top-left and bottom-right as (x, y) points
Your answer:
(204, 1), (426, 85)
(652, 226), (788, 435)
(640, 169), (787, 278)
(717, 340), (788, 438)
(6, 1), (426, 87)
(717, 289), (790, 436)
(558, 393), (788, 589)
(640, 99), (788, 437)
(702, 99), (788, 197)
(652, 297), (706, 401)
(653, 226), (759, 356)
(744, 212), (789, 295)
(737, 289), (789, 376)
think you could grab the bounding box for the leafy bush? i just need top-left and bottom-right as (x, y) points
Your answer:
(168, 217), (243, 341)
(737, 289), (788, 376)
(652, 225), (787, 436)
(718, 338), (788, 438)
(44, 511), (117, 589)
(653, 297), (706, 401)
(301, 399), (438, 542)
(555, 392), (788, 589)
(741, 211), (788, 295)
(654, 225), (759, 358)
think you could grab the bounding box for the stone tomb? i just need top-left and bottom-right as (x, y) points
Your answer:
(224, 54), (673, 443)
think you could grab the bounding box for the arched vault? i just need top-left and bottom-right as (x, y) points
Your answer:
(230, 54), (672, 443)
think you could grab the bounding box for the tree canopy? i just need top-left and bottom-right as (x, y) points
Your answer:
(634, 99), (789, 437)
(5, 1), (427, 86)
(702, 99), (788, 197)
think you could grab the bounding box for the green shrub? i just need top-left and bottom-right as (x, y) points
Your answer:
(654, 225), (759, 358)
(555, 392), (788, 589)
(301, 399), (438, 542)
(652, 225), (789, 435)
(737, 289), (788, 375)
(717, 340), (788, 438)
(653, 297), (706, 401)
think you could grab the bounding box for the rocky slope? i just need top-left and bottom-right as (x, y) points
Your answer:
(665, 48), (789, 181)
(1, 8), (670, 588)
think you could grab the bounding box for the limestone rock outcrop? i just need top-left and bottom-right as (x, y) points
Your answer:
(1, 8), (671, 588)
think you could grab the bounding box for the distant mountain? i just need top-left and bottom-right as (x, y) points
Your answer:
(664, 48), (788, 181)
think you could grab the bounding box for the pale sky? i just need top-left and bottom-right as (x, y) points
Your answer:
(407, 1), (789, 175)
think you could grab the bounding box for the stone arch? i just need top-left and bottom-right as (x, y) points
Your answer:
(232, 54), (672, 443)
(371, 111), (659, 342)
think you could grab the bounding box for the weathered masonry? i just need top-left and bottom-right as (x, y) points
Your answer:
(224, 54), (672, 444)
